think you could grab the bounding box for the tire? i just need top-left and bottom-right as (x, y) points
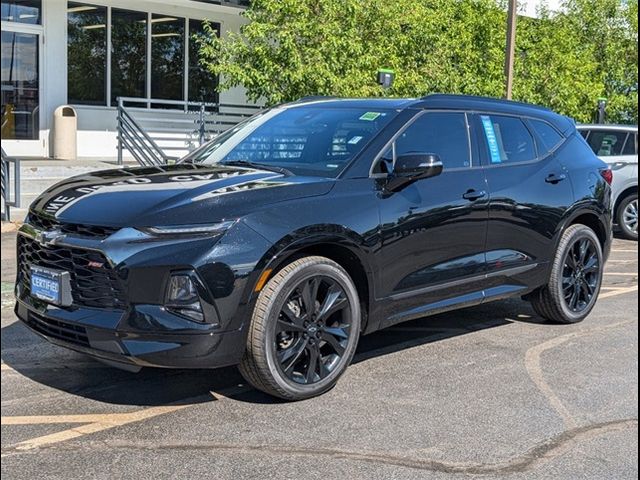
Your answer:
(617, 193), (638, 241)
(239, 256), (361, 401)
(530, 224), (604, 324)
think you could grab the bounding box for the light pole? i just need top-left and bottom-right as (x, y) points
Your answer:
(504, 0), (517, 99)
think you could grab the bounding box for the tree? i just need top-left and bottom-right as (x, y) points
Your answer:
(197, 0), (638, 123)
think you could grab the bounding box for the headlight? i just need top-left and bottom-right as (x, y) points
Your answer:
(141, 220), (236, 237)
(165, 272), (205, 323)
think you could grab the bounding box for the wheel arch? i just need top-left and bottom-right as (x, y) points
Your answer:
(245, 229), (375, 332)
(554, 205), (611, 260)
(613, 185), (638, 218)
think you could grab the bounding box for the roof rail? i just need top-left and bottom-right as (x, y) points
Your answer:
(421, 93), (552, 112)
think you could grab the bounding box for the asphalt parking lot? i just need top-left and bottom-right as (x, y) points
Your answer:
(1, 231), (637, 479)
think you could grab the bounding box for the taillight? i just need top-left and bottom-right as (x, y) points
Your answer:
(600, 168), (613, 185)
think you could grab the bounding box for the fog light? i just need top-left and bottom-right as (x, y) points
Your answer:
(165, 273), (204, 322)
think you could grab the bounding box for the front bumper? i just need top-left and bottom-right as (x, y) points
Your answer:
(15, 296), (246, 370)
(13, 219), (272, 370)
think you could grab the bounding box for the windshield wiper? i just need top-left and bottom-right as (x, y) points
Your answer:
(221, 160), (293, 176)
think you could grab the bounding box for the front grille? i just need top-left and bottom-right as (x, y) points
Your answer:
(28, 211), (120, 238)
(17, 235), (128, 310)
(23, 311), (90, 348)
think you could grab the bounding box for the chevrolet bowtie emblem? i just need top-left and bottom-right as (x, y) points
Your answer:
(35, 229), (64, 247)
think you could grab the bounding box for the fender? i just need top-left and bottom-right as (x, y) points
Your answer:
(552, 200), (612, 261)
(239, 225), (377, 330)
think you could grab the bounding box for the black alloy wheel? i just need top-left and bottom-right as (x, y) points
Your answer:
(274, 275), (351, 385)
(239, 256), (361, 400)
(530, 224), (604, 324)
(561, 237), (600, 313)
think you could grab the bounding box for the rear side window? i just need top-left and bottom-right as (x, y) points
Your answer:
(479, 115), (536, 164)
(586, 130), (627, 156)
(529, 119), (564, 152)
(622, 133), (637, 155)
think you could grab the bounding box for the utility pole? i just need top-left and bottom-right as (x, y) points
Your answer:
(504, 0), (517, 99)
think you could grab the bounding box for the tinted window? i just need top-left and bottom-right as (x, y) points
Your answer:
(188, 20), (220, 106)
(622, 133), (637, 156)
(579, 129), (589, 139)
(151, 14), (185, 105)
(68, 3), (107, 105)
(198, 107), (396, 178)
(111, 9), (147, 105)
(480, 115), (536, 164)
(586, 130), (627, 156)
(530, 119), (563, 152)
(394, 112), (471, 169)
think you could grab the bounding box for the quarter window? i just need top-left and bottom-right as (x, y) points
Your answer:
(529, 119), (563, 152)
(479, 115), (536, 164)
(585, 130), (627, 157)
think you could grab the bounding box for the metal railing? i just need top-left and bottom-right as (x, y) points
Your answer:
(116, 97), (261, 166)
(1, 147), (20, 222)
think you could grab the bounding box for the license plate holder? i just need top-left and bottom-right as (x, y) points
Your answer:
(30, 266), (72, 306)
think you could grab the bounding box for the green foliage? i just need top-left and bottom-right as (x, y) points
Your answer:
(197, 0), (638, 123)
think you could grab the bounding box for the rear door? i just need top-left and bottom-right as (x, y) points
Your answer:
(373, 111), (490, 328)
(472, 113), (574, 299)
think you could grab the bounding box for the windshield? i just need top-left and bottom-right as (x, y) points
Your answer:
(186, 106), (397, 177)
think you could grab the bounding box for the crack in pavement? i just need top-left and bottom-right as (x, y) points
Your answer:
(524, 318), (636, 429)
(3, 419), (636, 475)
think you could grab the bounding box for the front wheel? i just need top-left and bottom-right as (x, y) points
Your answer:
(530, 224), (604, 324)
(617, 193), (638, 241)
(239, 256), (361, 401)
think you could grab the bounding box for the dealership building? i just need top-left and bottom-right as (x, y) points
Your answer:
(1, 0), (250, 158)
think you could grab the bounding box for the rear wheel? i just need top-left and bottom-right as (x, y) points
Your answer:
(239, 256), (361, 400)
(530, 224), (603, 324)
(617, 193), (638, 241)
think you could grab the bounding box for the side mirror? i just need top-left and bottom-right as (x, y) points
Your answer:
(385, 153), (443, 192)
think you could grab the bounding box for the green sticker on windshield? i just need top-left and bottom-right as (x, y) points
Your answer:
(359, 112), (381, 121)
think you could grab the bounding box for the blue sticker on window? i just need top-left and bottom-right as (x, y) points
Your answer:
(480, 115), (502, 164)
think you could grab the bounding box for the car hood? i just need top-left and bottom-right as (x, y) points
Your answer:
(30, 164), (335, 228)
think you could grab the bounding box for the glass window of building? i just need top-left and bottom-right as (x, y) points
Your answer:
(189, 20), (219, 106)
(151, 14), (185, 106)
(111, 8), (147, 105)
(1, 30), (39, 140)
(1, 0), (41, 24)
(67, 3), (107, 105)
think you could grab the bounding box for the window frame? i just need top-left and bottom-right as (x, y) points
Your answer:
(369, 109), (474, 178)
(472, 111), (569, 168)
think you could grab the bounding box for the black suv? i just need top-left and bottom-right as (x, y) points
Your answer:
(15, 95), (612, 400)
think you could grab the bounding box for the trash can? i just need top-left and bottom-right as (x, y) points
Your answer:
(53, 106), (77, 160)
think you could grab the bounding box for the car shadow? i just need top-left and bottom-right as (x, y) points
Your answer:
(1, 298), (545, 407)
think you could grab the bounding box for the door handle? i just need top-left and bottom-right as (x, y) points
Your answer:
(462, 189), (487, 201)
(545, 173), (567, 184)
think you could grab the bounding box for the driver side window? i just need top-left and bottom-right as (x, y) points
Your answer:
(374, 112), (471, 174)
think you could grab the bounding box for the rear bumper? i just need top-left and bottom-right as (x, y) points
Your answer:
(15, 297), (246, 370)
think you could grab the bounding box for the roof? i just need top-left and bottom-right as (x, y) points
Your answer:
(286, 93), (576, 134)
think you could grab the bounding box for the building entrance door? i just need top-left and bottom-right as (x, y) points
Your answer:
(1, 29), (40, 140)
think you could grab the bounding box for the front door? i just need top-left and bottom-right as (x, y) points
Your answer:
(373, 111), (489, 328)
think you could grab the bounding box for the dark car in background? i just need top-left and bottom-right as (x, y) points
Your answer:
(15, 95), (612, 400)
